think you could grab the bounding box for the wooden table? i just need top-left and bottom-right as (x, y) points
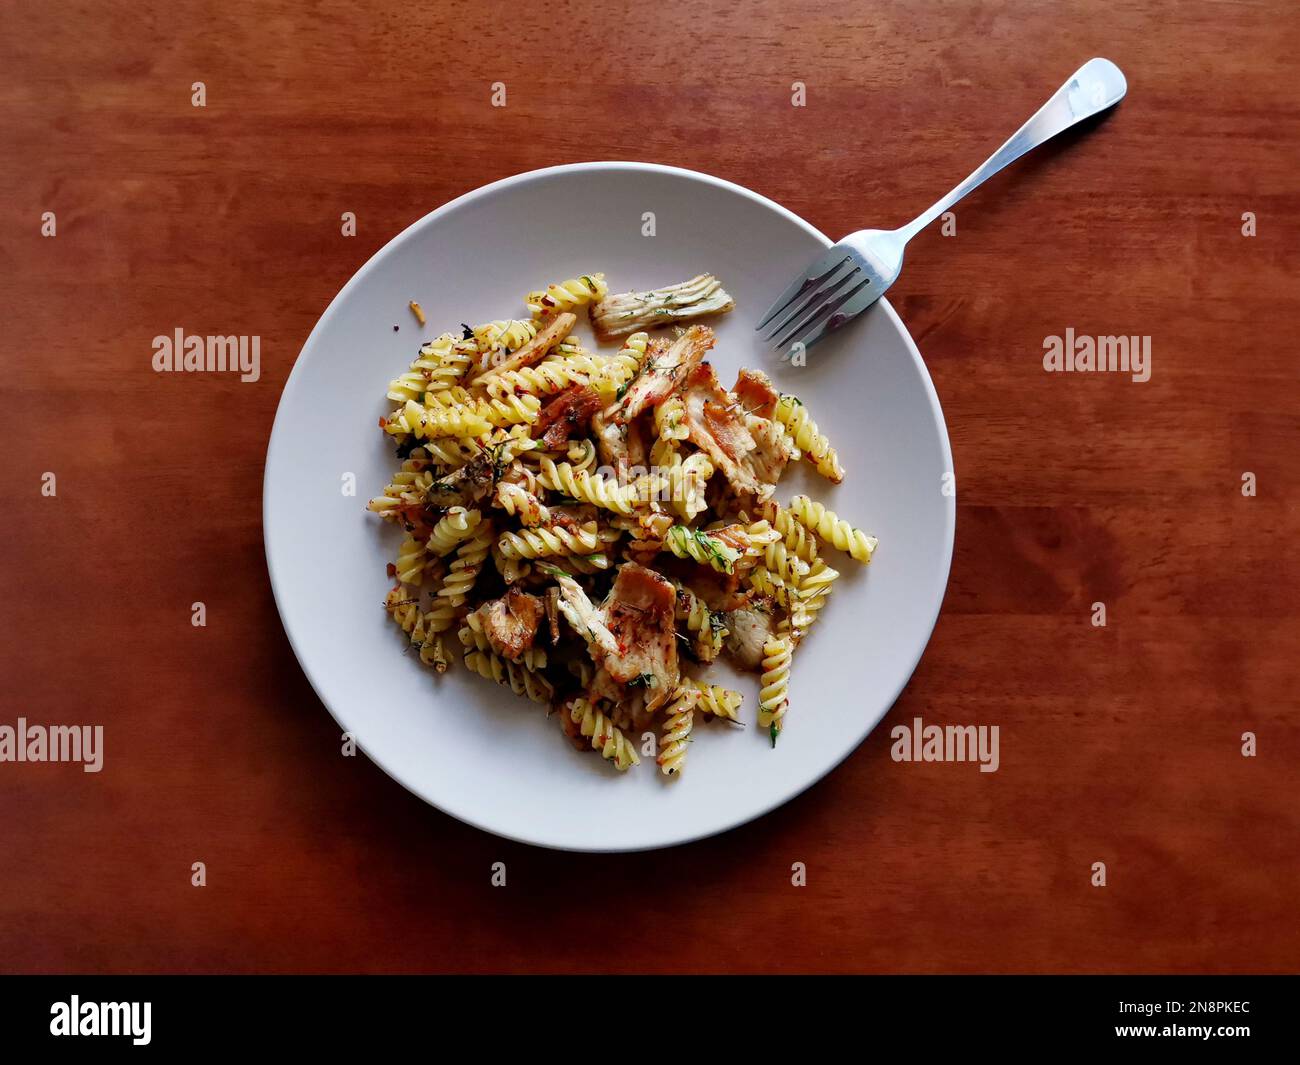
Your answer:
(2, 0), (1296, 974)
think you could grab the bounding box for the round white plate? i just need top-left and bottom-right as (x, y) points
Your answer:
(264, 162), (954, 852)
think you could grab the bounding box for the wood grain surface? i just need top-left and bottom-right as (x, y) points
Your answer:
(2, 0), (1297, 974)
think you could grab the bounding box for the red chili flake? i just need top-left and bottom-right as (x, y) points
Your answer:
(378, 417), (387, 429)
(386, 563), (397, 578)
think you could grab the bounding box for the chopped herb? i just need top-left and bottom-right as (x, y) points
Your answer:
(461, 323), (475, 340)
(769, 722), (779, 747)
(628, 673), (658, 689)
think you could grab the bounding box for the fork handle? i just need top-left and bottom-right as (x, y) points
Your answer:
(895, 58), (1127, 243)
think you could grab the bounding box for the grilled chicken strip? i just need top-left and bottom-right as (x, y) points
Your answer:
(472, 312), (576, 385)
(680, 361), (766, 498)
(733, 367), (781, 419)
(591, 274), (735, 341)
(472, 588), (544, 661)
(607, 327), (714, 424)
(724, 604), (776, 671)
(597, 563), (680, 712)
(534, 385), (602, 450)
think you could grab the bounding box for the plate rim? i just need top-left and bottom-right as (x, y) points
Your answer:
(263, 160), (956, 852)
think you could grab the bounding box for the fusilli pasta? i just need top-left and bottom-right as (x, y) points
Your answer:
(788, 495), (878, 563)
(526, 273), (608, 318)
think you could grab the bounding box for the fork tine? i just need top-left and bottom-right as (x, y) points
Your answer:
(772, 269), (871, 351)
(759, 258), (861, 342)
(789, 277), (881, 352)
(754, 246), (852, 331)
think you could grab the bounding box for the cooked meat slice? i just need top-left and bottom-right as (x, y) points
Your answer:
(591, 411), (628, 472)
(544, 587), (561, 645)
(680, 362), (764, 496)
(586, 666), (626, 707)
(607, 326), (713, 424)
(534, 385), (601, 450)
(724, 605), (776, 671)
(552, 572), (618, 656)
(597, 563), (679, 711)
(625, 414), (649, 469)
(733, 368), (781, 419)
(744, 411), (794, 485)
(591, 274), (735, 341)
(473, 588), (544, 661)
(472, 312), (576, 385)
(680, 567), (745, 612)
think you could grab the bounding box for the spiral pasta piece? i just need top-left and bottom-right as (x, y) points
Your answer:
(463, 650), (554, 704)
(682, 679), (743, 722)
(484, 352), (604, 399)
(590, 332), (650, 401)
(493, 480), (550, 526)
(544, 553), (612, 576)
(369, 450), (437, 519)
(477, 390), (542, 428)
(664, 525), (742, 574)
(425, 506), (483, 556)
(763, 536), (812, 590)
(789, 558), (840, 640)
(648, 434), (679, 472)
(762, 502), (820, 565)
(656, 686), (700, 776)
(473, 318), (539, 353)
(774, 394), (845, 483)
(526, 273), (608, 318)
(757, 636), (792, 739)
(497, 521), (601, 560)
(395, 536), (430, 586)
(537, 457), (637, 515)
(569, 698), (640, 771)
(787, 495), (877, 564)
(747, 564), (794, 609)
(654, 391), (690, 442)
(384, 584), (450, 671)
(386, 333), (477, 403)
(565, 438), (599, 472)
(425, 521), (494, 633)
(491, 540), (532, 584)
(384, 399), (492, 440)
(672, 453), (713, 521)
(675, 587), (727, 662)
(740, 519), (781, 556)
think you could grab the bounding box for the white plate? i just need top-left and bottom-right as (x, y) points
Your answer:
(264, 162), (954, 852)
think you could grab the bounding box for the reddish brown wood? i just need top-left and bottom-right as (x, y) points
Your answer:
(1, 0), (1296, 973)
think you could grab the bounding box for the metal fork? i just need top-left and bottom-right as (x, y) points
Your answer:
(757, 57), (1128, 354)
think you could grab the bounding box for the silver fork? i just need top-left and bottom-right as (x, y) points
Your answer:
(757, 57), (1128, 354)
